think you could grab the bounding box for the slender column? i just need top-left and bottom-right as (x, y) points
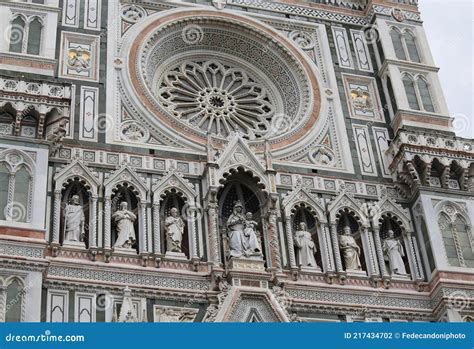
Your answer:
(152, 202), (161, 254)
(410, 234), (424, 279)
(89, 195), (98, 248)
(284, 214), (297, 269)
(320, 223), (334, 272)
(207, 202), (220, 266)
(140, 202), (148, 253)
(267, 208), (281, 271)
(187, 205), (198, 259)
(330, 223), (343, 273)
(104, 196), (111, 249)
(52, 190), (62, 243)
(361, 227), (379, 276)
(5, 174), (15, 221)
(406, 232), (423, 279)
(26, 176), (33, 223)
(373, 227), (388, 277)
(0, 286), (6, 322)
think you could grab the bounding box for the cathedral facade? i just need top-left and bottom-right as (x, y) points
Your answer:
(0, 0), (472, 323)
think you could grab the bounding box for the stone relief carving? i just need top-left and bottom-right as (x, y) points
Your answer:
(309, 145), (335, 166)
(289, 30), (316, 50)
(121, 4), (146, 23)
(66, 48), (91, 72)
(120, 120), (150, 143)
(154, 306), (198, 322)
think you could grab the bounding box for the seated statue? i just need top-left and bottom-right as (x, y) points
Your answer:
(112, 201), (137, 249)
(226, 201), (261, 258)
(293, 222), (318, 268)
(383, 230), (407, 275)
(339, 226), (362, 271)
(64, 194), (85, 244)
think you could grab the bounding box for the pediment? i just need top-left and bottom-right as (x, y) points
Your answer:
(54, 159), (100, 193)
(152, 169), (196, 202)
(217, 134), (267, 176)
(213, 287), (289, 323)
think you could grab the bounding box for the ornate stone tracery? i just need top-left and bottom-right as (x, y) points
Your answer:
(157, 59), (277, 140)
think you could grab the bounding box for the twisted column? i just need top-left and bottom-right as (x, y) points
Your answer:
(89, 195), (98, 248)
(330, 223), (343, 273)
(152, 202), (161, 254)
(284, 214), (297, 269)
(373, 227), (387, 277)
(52, 190), (62, 243)
(104, 196), (111, 249)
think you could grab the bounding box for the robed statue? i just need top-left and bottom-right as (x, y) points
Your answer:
(339, 226), (362, 271)
(293, 222), (318, 268)
(383, 230), (407, 275)
(165, 207), (185, 253)
(64, 194), (85, 243)
(226, 201), (261, 258)
(112, 201), (137, 249)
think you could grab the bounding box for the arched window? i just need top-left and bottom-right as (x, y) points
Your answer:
(438, 212), (473, 268)
(390, 27), (423, 63)
(453, 216), (474, 267)
(0, 150), (34, 223)
(390, 28), (406, 60)
(404, 31), (421, 63)
(20, 114), (37, 138)
(14, 167), (31, 223)
(27, 17), (42, 55)
(0, 111), (15, 136)
(9, 16), (25, 53)
(5, 279), (23, 322)
(402, 75), (420, 110)
(416, 77), (435, 112)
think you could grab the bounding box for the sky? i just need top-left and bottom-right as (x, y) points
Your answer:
(419, 0), (474, 139)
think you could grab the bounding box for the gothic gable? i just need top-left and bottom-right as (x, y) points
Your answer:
(327, 191), (369, 227)
(54, 159), (100, 194)
(104, 164), (148, 201)
(282, 185), (327, 223)
(152, 168), (196, 203)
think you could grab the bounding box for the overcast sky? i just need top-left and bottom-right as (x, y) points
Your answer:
(419, 0), (473, 139)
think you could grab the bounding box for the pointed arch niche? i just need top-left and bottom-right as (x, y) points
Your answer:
(327, 193), (377, 277)
(104, 166), (149, 256)
(152, 169), (198, 259)
(53, 160), (100, 249)
(217, 167), (268, 266)
(372, 198), (423, 282)
(281, 186), (333, 273)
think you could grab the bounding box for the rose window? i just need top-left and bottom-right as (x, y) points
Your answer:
(123, 11), (320, 147)
(158, 60), (275, 139)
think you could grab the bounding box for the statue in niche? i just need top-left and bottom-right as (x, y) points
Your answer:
(383, 230), (407, 275)
(339, 226), (362, 271)
(226, 201), (262, 258)
(165, 207), (185, 253)
(112, 201), (137, 249)
(64, 194), (85, 244)
(293, 222), (318, 268)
